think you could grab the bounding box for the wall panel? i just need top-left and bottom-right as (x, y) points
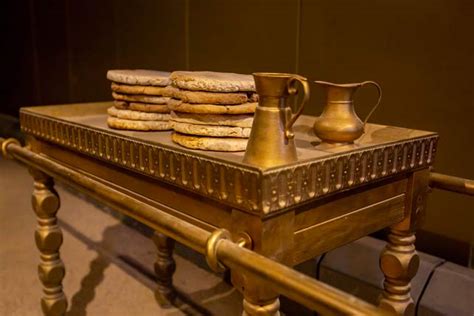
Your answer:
(2, 0), (39, 116)
(188, 0), (298, 73)
(34, 0), (69, 104)
(114, 0), (187, 71)
(67, 0), (118, 102)
(299, 0), (474, 246)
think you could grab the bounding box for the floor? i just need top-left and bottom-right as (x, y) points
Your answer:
(0, 157), (243, 316)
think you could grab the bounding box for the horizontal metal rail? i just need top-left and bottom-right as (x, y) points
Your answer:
(430, 172), (474, 196)
(0, 137), (389, 315)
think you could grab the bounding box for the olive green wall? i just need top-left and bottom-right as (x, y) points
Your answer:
(3, 0), (473, 262)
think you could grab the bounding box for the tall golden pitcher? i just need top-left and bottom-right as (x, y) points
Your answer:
(243, 73), (309, 168)
(313, 81), (382, 143)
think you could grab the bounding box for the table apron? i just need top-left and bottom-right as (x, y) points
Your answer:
(293, 194), (405, 264)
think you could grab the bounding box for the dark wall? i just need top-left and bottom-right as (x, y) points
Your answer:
(2, 0), (473, 263)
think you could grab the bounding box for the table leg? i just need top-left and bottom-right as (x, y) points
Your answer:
(232, 270), (280, 316)
(30, 169), (67, 316)
(243, 295), (280, 316)
(379, 226), (418, 315)
(152, 232), (176, 305)
(379, 170), (429, 315)
(230, 210), (294, 316)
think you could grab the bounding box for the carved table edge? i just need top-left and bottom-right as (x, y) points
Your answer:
(20, 110), (439, 215)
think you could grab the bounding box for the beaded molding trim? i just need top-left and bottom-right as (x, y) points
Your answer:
(20, 110), (438, 214)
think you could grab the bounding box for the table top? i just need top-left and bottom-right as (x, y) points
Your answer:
(20, 102), (438, 214)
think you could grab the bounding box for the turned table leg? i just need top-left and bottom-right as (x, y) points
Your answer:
(379, 170), (429, 315)
(152, 232), (176, 305)
(229, 210), (294, 316)
(243, 296), (280, 316)
(232, 265), (280, 316)
(30, 169), (67, 316)
(379, 226), (419, 315)
(232, 270), (280, 316)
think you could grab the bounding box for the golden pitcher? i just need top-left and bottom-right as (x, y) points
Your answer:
(313, 81), (382, 143)
(243, 73), (309, 168)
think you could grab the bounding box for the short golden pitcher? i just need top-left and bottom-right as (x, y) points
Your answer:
(313, 81), (382, 143)
(243, 73), (309, 168)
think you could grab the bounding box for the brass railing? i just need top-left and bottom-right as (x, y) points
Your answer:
(429, 172), (474, 196)
(1, 137), (392, 315)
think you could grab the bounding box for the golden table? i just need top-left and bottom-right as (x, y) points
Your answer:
(16, 102), (438, 315)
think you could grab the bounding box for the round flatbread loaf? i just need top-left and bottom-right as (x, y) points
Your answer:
(113, 101), (170, 113)
(107, 69), (170, 86)
(107, 117), (172, 131)
(112, 91), (170, 104)
(172, 132), (248, 151)
(173, 122), (251, 138)
(161, 85), (180, 97)
(108, 107), (170, 121)
(248, 93), (259, 103)
(171, 112), (253, 128)
(111, 82), (169, 96)
(168, 101), (257, 114)
(113, 100), (128, 109)
(170, 71), (255, 92)
(173, 88), (257, 105)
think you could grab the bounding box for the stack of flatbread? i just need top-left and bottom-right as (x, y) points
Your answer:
(168, 71), (257, 151)
(106, 69), (173, 131)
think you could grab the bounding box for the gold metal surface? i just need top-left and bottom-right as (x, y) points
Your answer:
(11, 102), (440, 315)
(217, 238), (389, 316)
(2, 137), (210, 255)
(379, 230), (418, 315)
(205, 229), (232, 273)
(294, 194), (405, 261)
(1, 137), (392, 315)
(243, 297), (281, 316)
(1, 137), (20, 159)
(29, 168), (68, 316)
(243, 72), (309, 168)
(313, 80), (382, 143)
(379, 170), (429, 315)
(152, 232), (176, 305)
(429, 172), (474, 196)
(293, 178), (408, 264)
(19, 103), (438, 214)
(236, 231), (253, 249)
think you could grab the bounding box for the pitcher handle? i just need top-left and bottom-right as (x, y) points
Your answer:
(285, 76), (310, 139)
(361, 81), (382, 125)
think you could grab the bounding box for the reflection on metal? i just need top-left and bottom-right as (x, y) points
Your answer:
(206, 228), (232, 273)
(30, 168), (68, 315)
(152, 232), (176, 304)
(1, 137), (20, 159)
(429, 172), (474, 196)
(1, 137), (390, 315)
(313, 80), (382, 143)
(19, 103), (439, 214)
(10, 99), (442, 316)
(243, 72), (310, 168)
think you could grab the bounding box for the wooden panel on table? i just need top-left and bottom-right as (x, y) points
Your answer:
(294, 178), (408, 231)
(293, 194), (405, 264)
